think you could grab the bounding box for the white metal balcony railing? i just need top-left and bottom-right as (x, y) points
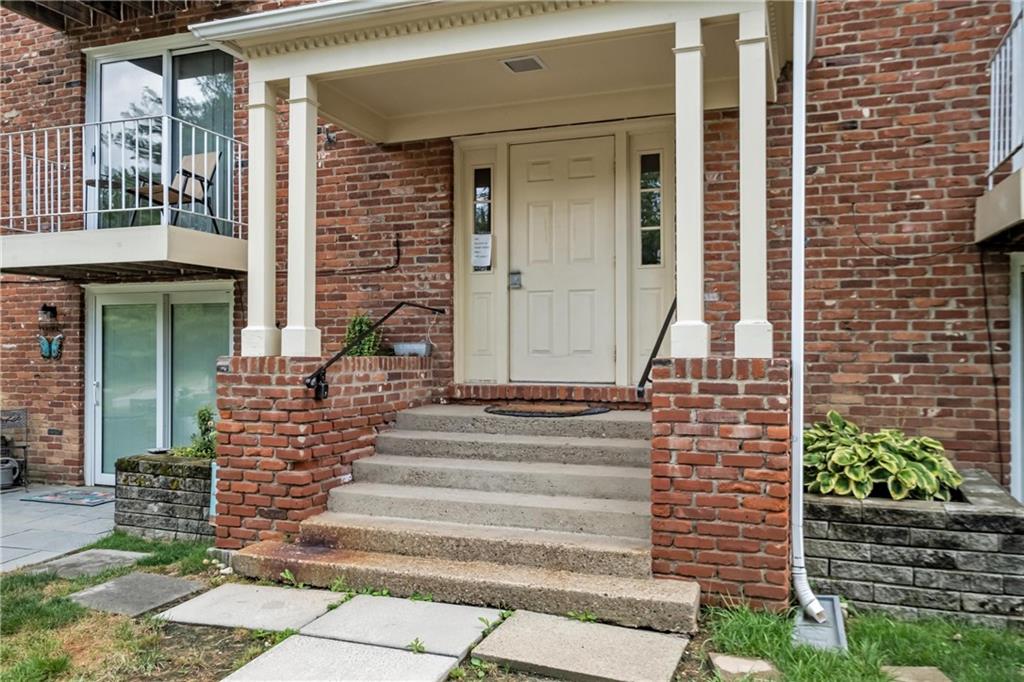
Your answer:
(989, 10), (1024, 189)
(1, 115), (246, 237)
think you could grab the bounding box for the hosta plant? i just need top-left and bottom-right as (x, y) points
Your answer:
(804, 411), (962, 501)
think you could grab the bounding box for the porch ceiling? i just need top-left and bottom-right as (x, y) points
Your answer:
(315, 22), (739, 143)
(0, 226), (247, 282)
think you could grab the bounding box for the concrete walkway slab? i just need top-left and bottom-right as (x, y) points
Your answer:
(709, 652), (781, 681)
(29, 549), (149, 578)
(223, 635), (456, 681)
(1, 486), (114, 572)
(882, 667), (953, 682)
(70, 572), (202, 617)
(301, 594), (501, 658)
(472, 611), (689, 682)
(158, 583), (339, 631)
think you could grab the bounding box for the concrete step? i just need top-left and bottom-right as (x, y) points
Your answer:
(231, 541), (699, 633)
(299, 512), (652, 579)
(327, 483), (650, 539)
(353, 455), (649, 501)
(396, 404), (651, 440)
(376, 429), (650, 467)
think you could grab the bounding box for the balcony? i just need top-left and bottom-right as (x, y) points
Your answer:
(976, 11), (1024, 244)
(0, 115), (247, 280)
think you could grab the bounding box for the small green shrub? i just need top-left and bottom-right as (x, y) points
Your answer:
(343, 312), (382, 356)
(171, 405), (216, 459)
(804, 411), (962, 501)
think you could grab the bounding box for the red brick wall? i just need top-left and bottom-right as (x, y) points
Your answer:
(650, 358), (792, 609)
(0, 281), (85, 484)
(0, 0), (1017, 488)
(796, 0), (1013, 484)
(213, 355), (437, 549)
(0, 2), (454, 482)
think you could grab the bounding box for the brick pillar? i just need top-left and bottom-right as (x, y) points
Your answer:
(214, 356), (436, 550)
(650, 357), (791, 609)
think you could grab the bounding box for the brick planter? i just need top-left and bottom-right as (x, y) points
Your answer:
(115, 454), (214, 540)
(213, 355), (437, 550)
(806, 470), (1024, 628)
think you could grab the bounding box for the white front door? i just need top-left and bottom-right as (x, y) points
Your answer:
(509, 136), (616, 383)
(89, 288), (231, 485)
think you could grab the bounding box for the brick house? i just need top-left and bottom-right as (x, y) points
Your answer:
(1, 0), (1021, 625)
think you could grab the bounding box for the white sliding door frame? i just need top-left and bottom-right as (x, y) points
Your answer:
(84, 280), (233, 486)
(1011, 252), (1024, 501)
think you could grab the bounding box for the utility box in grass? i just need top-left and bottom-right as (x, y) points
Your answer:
(115, 454), (215, 541)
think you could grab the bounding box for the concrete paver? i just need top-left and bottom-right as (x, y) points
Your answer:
(709, 652), (781, 681)
(882, 666), (953, 682)
(301, 594), (501, 658)
(29, 549), (149, 578)
(70, 571), (203, 616)
(1, 486), (114, 572)
(223, 635), (457, 681)
(158, 583), (340, 631)
(472, 610), (689, 682)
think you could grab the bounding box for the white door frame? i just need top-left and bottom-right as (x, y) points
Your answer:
(84, 280), (234, 486)
(1011, 252), (1024, 501)
(453, 116), (674, 387)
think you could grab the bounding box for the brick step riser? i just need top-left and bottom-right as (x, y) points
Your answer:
(352, 459), (649, 501)
(375, 433), (650, 468)
(394, 412), (651, 440)
(231, 544), (698, 633)
(298, 522), (651, 579)
(327, 490), (650, 539)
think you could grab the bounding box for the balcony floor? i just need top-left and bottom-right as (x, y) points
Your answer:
(0, 225), (247, 281)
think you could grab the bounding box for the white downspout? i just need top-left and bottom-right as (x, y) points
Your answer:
(791, 0), (827, 624)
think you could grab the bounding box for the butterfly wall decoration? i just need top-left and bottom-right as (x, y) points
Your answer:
(38, 334), (64, 360)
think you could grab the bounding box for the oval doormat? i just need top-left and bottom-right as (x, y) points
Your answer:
(484, 402), (611, 418)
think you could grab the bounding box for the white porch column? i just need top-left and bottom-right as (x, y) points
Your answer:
(280, 75), (321, 357)
(241, 81), (280, 357)
(670, 19), (710, 358)
(734, 9), (773, 358)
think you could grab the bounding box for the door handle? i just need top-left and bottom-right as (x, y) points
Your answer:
(509, 270), (522, 290)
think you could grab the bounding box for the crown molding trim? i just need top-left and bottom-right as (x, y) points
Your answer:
(239, 1), (604, 60)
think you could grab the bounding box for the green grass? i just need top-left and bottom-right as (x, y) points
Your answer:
(707, 606), (1024, 682)
(86, 531), (212, 574)
(0, 572), (87, 637)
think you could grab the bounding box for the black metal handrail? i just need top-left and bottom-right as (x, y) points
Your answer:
(636, 296), (677, 400)
(304, 301), (446, 400)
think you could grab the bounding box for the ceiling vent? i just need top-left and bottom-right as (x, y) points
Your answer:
(501, 56), (545, 74)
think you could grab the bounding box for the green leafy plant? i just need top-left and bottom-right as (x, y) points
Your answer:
(804, 411), (963, 501)
(448, 657), (496, 680)
(407, 638), (426, 654)
(279, 569), (307, 589)
(409, 592), (434, 602)
(343, 312), (382, 356)
(170, 405), (217, 459)
(566, 610), (598, 623)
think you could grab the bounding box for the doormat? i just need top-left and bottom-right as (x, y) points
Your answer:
(484, 403), (611, 418)
(22, 489), (115, 507)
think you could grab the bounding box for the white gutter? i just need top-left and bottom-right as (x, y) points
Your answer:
(790, 0), (826, 624)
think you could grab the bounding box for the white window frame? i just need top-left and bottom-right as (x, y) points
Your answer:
(1011, 252), (1024, 501)
(84, 280), (234, 486)
(83, 34), (230, 230)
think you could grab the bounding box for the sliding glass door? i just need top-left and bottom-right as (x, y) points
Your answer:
(91, 289), (231, 485)
(89, 47), (233, 231)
